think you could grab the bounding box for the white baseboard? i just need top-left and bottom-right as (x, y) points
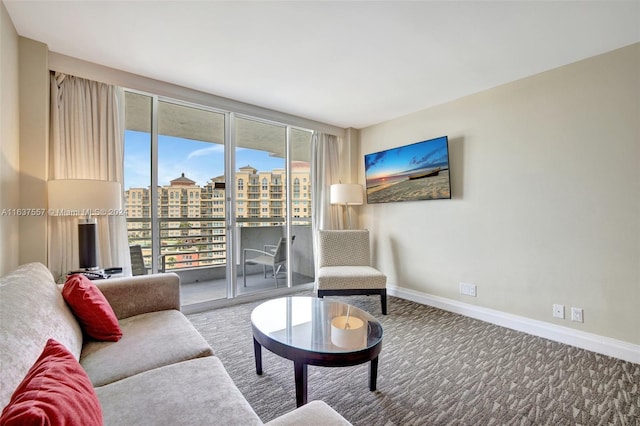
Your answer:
(387, 285), (640, 365)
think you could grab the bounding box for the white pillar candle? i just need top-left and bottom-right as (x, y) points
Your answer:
(331, 316), (366, 349)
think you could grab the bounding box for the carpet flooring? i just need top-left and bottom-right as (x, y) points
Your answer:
(187, 293), (639, 425)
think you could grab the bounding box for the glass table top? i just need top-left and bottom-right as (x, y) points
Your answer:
(251, 296), (383, 354)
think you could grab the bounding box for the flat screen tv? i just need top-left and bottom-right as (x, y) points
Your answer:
(364, 135), (451, 204)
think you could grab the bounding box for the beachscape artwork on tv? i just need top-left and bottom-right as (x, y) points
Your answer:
(364, 135), (451, 204)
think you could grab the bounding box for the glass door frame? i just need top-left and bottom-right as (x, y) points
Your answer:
(127, 89), (314, 302)
(227, 113), (313, 299)
(133, 91), (231, 277)
(226, 112), (236, 298)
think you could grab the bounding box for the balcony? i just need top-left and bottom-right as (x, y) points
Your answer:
(127, 217), (315, 305)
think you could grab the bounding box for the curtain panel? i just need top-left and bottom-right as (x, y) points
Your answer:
(310, 131), (343, 232)
(310, 132), (343, 279)
(48, 72), (130, 279)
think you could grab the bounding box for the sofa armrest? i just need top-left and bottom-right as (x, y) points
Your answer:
(264, 401), (352, 426)
(93, 273), (180, 320)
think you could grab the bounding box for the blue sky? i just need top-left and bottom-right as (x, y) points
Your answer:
(364, 136), (449, 179)
(124, 130), (286, 189)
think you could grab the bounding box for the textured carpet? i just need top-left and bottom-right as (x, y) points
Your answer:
(187, 293), (639, 425)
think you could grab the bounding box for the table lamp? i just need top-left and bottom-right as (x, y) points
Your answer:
(330, 183), (363, 229)
(48, 179), (122, 272)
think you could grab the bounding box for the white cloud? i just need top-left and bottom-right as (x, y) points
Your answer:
(187, 145), (224, 160)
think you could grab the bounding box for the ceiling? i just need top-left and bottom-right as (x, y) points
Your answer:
(4, 1), (640, 129)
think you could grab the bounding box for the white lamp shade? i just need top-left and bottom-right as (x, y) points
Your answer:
(48, 179), (122, 213)
(330, 183), (363, 205)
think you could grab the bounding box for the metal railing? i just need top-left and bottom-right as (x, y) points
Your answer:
(127, 216), (310, 272)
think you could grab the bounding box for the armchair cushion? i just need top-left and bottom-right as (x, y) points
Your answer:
(317, 266), (387, 290)
(318, 230), (371, 267)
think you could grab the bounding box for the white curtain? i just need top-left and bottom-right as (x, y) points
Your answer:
(48, 72), (131, 279)
(311, 131), (342, 232)
(310, 131), (342, 281)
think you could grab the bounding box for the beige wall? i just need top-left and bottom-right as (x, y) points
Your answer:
(0, 2), (20, 275)
(18, 37), (49, 266)
(359, 43), (640, 345)
(0, 3), (50, 274)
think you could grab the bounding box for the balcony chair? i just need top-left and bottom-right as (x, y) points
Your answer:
(242, 236), (293, 288)
(316, 229), (387, 315)
(263, 235), (295, 276)
(129, 245), (148, 276)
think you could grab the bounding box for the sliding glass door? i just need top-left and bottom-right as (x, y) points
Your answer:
(123, 92), (153, 276)
(124, 91), (315, 308)
(288, 128), (314, 286)
(124, 93), (229, 303)
(234, 116), (290, 295)
(156, 100), (227, 303)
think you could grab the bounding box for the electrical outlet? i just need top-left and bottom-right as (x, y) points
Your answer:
(553, 304), (564, 319)
(571, 307), (583, 322)
(459, 282), (477, 297)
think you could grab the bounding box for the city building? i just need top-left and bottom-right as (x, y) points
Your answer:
(124, 164), (311, 270)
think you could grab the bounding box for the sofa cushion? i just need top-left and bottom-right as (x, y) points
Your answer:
(0, 339), (102, 426)
(265, 401), (352, 426)
(95, 357), (261, 426)
(93, 273), (181, 320)
(0, 263), (83, 410)
(81, 309), (214, 387)
(63, 274), (123, 342)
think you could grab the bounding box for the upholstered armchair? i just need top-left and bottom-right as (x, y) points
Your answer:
(316, 229), (387, 315)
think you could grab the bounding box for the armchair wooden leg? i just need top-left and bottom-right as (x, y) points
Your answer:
(317, 289), (387, 314)
(381, 289), (387, 315)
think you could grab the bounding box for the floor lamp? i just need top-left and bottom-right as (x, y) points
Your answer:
(330, 183), (363, 229)
(48, 179), (122, 272)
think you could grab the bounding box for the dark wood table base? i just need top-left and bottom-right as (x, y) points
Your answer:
(251, 297), (384, 408)
(254, 337), (380, 407)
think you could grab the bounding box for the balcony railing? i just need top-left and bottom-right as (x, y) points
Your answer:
(127, 216), (310, 272)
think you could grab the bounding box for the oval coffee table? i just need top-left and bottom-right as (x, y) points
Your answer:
(251, 296), (383, 407)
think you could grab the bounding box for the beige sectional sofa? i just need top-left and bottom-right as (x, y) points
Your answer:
(0, 263), (351, 425)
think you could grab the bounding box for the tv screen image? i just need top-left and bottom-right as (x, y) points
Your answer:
(364, 135), (451, 204)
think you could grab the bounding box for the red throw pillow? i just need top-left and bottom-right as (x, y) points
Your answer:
(62, 274), (122, 342)
(0, 339), (103, 425)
